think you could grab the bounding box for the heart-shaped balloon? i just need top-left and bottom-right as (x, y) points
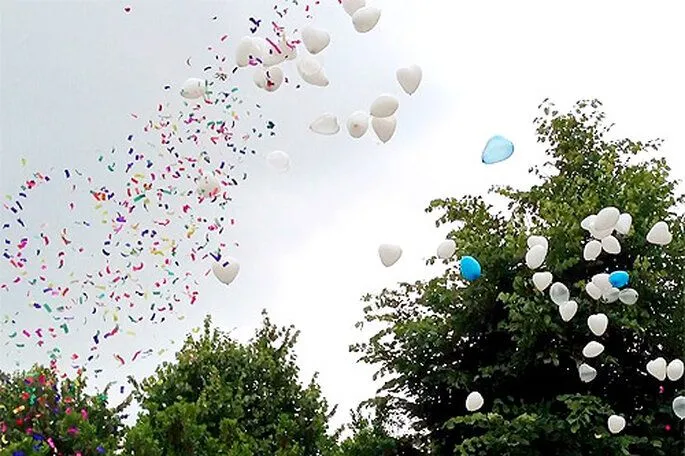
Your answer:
(378, 244), (402, 267)
(594, 207), (620, 231)
(372, 116), (397, 143)
(532, 272), (553, 292)
(602, 287), (620, 303)
(180, 78), (206, 99)
(525, 244), (547, 270)
(618, 288), (638, 305)
(235, 36), (262, 67)
(437, 240), (456, 259)
(396, 64), (422, 95)
(581, 214), (596, 231)
(370, 94), (399, 118)
(673, 396), (685, 419)
(266, 150), (290, 172)
(590, 224), (613, 240)
(587, 313), (608, 337)
(591, 273), (612, 291)
(352, 6), (381, 33)
(297, 56), (329, 87)
(647, 221), (672, 246)
(646, 357), (667, 381)
(601, 235), (621, 254)
(583, 240), (602, 261)
(301, 26), (331, 54)
(310, 114), (340, 135)
(346, 111), (369, 138)
(254, 66), (285, 92)
(585, 282), (602, 300)
(342, 0), (365, 16)
(526, 235), (548, 251)
(212, 258), (240, 285)
(559, 300), (578, 322)
(465, 391), (484, 412)
(582, 341), (604, 358)
(667, 359), (684, 381)
(615, 213), (632, 235)
(578, 363), (597, 383)
(607, 415), (626, 434)
(549, 282), (570, 306)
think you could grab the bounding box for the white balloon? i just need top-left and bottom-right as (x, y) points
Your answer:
(212, 258), (240, 285)
(646, 357), (667, 381)
(583, 240), (602, 261)
(370, 95), (399, 118)
(352, 6), (381, 33)
(578, 363), (597, 383)
(437, 240), (457, 259)
(180, 78), (206, 99)
(465, 391), (484, 412)
(585, 282), (602, 300)
(607, 415), (626, 434)
(615, 213), (632, 235)
(532, 272), (553, 292)
(602, 287), (620, 303)
(396, 64), (422, 95)
(254, 66), (284, 92)
(590, 225), (613, 240)
(253, 68), (268, 89)
(297, 56), (329, 87)
(346, 111), (369, 138)
(667, 359), (684, 381)
(601, 235), (621, 255)
(526, 235), (549, 251)
(581, 215), (597, 231)
(378, 244), (402, 267)
(266, 150), (290, 172)
(673, 396), (685, 419)
(592, 273), (612, 291)
(559, 300), (578, 322)
(236, 36), (262, 67)
(587, 313), (608, 337)
(549, 282), (570, 306)
(372, 116), (397, 143)
(261, 44), (286, 67)
(618, 288), (638, 305)
(342, 0), (365, 16)
(310, 114), (340, 135)
(594, 207), (620, 231)
(525, 244), (547, 270)
(582, 341), (605, 358)
(196, 175), (220, 197)
(301, 26), (330, 55)
(647, 221), (672, 246)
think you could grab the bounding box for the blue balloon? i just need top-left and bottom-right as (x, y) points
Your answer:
(482, 135), (514, 164)
(609, 271), (629, 288)
(460, 256), (482, 281)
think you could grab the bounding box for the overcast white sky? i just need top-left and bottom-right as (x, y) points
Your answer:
(2, 0), (685, 429)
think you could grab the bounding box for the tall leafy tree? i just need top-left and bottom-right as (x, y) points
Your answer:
(123, 313), (339, 456)
(351, 99), (685, 455)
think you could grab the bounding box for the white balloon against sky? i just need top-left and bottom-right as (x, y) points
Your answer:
(4, 0), (685, 433)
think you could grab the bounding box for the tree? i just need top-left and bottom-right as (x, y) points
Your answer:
(0, 363), (128, 455)
(123, 312), (339, 456)
(351, 99), (685, 455)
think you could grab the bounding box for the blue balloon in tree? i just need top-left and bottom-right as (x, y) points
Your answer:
(482, 135), (514, 164)
(460, 256), (482, 281)
(609, 270), (629, 288)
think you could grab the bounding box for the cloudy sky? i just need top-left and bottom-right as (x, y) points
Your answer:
(2, 0), (685, 429)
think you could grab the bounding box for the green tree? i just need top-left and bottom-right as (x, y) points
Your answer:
(123, 312), (339, 456)
(351, 99), (685, 455)
(0, 364), (127, 455)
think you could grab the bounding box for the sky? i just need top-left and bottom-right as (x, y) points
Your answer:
(2, 0), (685, 431)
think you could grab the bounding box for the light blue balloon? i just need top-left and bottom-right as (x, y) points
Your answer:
(460, 256), (482, 281)
(609, 271), (629, 288)
(482, 135), (514, 164)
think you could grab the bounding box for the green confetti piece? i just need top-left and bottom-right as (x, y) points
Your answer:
(133, 194), (146, 202)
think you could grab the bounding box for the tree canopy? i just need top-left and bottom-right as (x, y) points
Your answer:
(351, 99), (685, 455)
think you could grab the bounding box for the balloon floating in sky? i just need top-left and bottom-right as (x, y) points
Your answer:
(607, 415), (626, 434)
(347, 111), (369, 138)
(236, 36), (262, 67)
(465, 391), (484, 412)
(673, 396), (685, 420)
(559, 300), (577, 322)
(196, 174), (220, 197)
(585, 282), (602, 300)
(582, 341), (604, 358)
(608, 271), (629, 288)
(481, 135), (514, 164)
(460, 256), (481, 281)
(254, 66), (285, 92)
(396, 64), (422, 95)
(342, 0), (366, 16)
(378, 244), (402, 267)
(266, 150), (290, 172)
(587, 313), (608, 337)
(437, 240), (456, 259)
(310, 114), (340, 135)
(532, 272), (552, 292)
(301, 26), (331, 55)
(667, 359), (684, 381)
(371, 116), (397, 143)
(370, 95), (399, 118)
(647, 221), (672, 246)
(297, 56), (330, 87)
(578, 363), (597, 383)
(212, 258), (240, 286)
(352, 6), (381, 33)
(180, 78), (206, 99)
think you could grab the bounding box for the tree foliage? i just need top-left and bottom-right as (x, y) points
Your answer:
(352, 99), (685, 455)
(123, 312), (339, 456)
